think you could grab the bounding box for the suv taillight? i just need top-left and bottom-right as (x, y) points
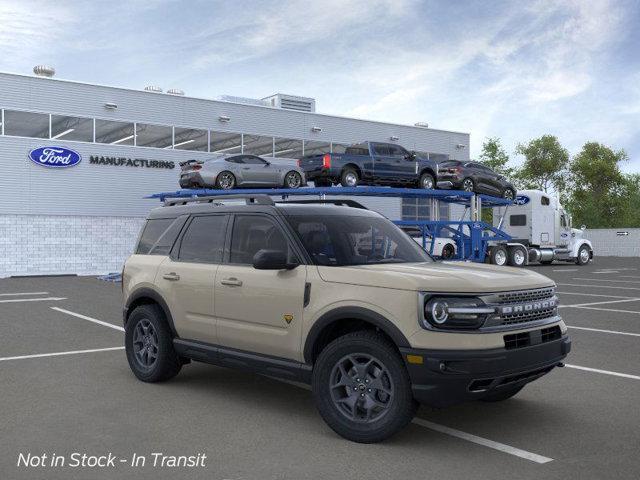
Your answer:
(297, 159), (302, 167)
(322, 154), (331, 169)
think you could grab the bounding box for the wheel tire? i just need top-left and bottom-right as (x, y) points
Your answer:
(490, 245), (508, 266)
(502, 188), (516, 200)
(462, 178), (475, 192)
(314, 179), (332, 187)
(284, 171), (303, 189)
(312, 331), (418, 443)
(576, 245), (591, 265)
(215, 171), (236, 190)
(441, 243), (455, 259)
(419, 172), (435, 190)
(507, 246), (527, 267)
(479, 386), (523, 402)
(340, 168), (359, 187)
(125, 304), (182, 383)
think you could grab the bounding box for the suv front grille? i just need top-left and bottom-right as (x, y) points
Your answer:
(496, 287), (555, 305)
(483, 287), (558, 327)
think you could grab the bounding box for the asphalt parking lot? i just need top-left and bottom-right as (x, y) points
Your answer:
(2, 257), (640, 480)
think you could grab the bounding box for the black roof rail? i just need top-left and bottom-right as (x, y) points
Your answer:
(277, 199), (368, 209)
(163, 194), (275, 207)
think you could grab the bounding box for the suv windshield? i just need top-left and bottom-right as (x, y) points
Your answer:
(286, 214), (432, 266)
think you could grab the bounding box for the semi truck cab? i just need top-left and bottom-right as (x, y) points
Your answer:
(492, 189), (593, 266)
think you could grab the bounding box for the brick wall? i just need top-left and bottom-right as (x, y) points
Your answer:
(0, 215), (145, 277)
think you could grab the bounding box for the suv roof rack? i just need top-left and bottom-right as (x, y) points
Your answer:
(164, 194), (275, 207)
(277, 199), (368, 209)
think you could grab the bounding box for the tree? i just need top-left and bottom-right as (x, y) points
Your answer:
(515, 135), (569, 193)
(479, 137), (515, 178)
(566, 142), (628, 228)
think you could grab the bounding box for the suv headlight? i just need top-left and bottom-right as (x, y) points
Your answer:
(421, 296), (495, 330)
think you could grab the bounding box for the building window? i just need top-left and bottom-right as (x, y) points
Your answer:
(173, 127), (208, 151)
(210, 131), (242, 154)
(273, 137), (303, 159)
(243, 134), (274, 156)
(3, 110), (50, 139)
(135, 123), (173, 148)
(95, 119), (135, 145)
(50, 114), (94, 142)
(303, 140), (330, 156)
(401, 199), (449, 221)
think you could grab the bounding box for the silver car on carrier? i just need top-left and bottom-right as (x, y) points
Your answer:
(179, 154), (307, 190)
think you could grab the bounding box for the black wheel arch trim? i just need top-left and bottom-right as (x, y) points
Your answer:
(124, 287), (178, 337)
(303, 306), (411, 363)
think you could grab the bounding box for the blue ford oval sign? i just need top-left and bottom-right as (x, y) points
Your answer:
(28, 146), (82, 168)
(514, 195), (530, 206)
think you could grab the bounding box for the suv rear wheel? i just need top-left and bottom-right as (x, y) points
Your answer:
(125, 304), (182, 382)
(340, 168), (359, 187)
(312, 331), (417, 443)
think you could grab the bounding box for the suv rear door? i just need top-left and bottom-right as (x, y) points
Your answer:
(156, 214), (229, 344)
(214, 213), (307, 361)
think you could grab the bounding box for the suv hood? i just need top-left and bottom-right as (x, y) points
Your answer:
(317, 261), (554, 293)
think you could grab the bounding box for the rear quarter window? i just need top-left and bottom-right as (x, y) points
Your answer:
(136, 217), (185, 255)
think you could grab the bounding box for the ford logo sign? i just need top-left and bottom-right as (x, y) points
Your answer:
(28, 146), (82, 168)
(514, 195), (530, 205)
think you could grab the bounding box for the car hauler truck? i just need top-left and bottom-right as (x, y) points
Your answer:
(490, 189), (593, 266)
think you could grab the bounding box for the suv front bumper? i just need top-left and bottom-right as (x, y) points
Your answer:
(400, 335), (571, 407)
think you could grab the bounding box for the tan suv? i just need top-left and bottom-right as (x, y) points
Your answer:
(123, 194), (570, 443)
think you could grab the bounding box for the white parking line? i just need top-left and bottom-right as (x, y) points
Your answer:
(51, 307), (124, 332)
(552, 269), (578, 272)
(0, 346), (124, 362)
(592, 271), (619, 274)
(568, 326), (640, 337)
(558, 291), (637, 299)
(275, 379), (553, 463)
(558, 283), (640, 291)
(559, 298), (640, 308)
(0, 291), (49, 296)
(567, 305), (640, 315)
(572, 278), (640, 285)
(0, 297), (66, 303)
(565, 364), (640, 381)
(411, 418), (553, 464)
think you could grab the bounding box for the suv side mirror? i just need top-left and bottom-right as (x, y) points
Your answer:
(253, 249), (298, 270)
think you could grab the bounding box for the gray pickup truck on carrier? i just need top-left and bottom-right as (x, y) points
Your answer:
(298, 141), (439, 189)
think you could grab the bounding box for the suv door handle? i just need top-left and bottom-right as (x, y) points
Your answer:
(162, 272), (180, 281)
(221, 277), (243, 287)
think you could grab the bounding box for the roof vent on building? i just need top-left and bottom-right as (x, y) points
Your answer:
(414, 122), (429, 128)
(167, 88), (185, 96)
(144, 85), (163, 93)
(217, 95), (270, 107)
(262, 93), (316, 113)
(33, 65), (55, 78)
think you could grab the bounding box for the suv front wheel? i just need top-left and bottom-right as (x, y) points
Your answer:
(125, 304), (182, 382)
(312, 331), (417, 443)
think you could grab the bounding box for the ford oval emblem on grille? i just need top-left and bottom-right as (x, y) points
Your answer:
(28, 146), (82, 168)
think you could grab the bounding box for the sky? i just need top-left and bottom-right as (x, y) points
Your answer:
(1, 0), (639, 171)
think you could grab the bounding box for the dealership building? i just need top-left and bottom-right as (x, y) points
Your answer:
(0, 68), (470, 277)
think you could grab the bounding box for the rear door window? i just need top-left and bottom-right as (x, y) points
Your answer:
(372, 144), (390, 156)
(177, 215), (228, 263)
(136, 218), (174, 254)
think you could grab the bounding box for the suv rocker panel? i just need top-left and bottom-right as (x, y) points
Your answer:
(174, 338), (312, 383)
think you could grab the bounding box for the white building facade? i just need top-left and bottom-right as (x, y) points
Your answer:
(0, 71), (470, 276)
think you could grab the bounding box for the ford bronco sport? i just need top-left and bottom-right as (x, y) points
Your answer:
(123, 194), (570, 443)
